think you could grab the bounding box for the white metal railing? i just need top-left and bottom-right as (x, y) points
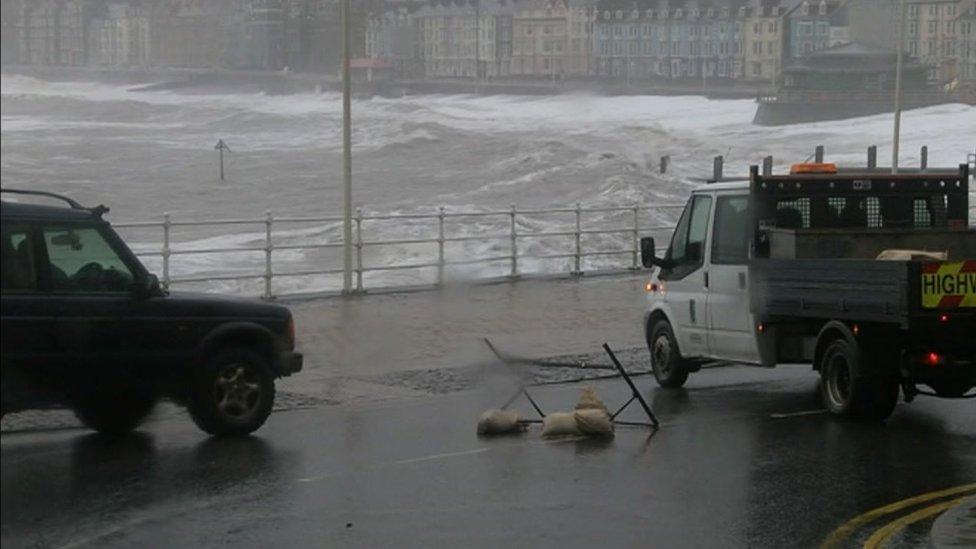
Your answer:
(113, 203), (684, 299)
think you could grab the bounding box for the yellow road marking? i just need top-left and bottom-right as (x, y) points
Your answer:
(821, 482), (976, 548)
(862, 495), (971, 549)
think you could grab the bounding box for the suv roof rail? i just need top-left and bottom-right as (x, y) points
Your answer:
(1, 188), (109, 216)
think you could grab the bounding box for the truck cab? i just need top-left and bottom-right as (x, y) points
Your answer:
(640, 164), (974, 419)
(642, 182), (760, 376)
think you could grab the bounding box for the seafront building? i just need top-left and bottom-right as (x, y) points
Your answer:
(2, 0), (976, 88)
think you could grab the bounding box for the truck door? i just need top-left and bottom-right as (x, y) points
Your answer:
(706, 195), (760, 364)
(660, 194), (713, 357)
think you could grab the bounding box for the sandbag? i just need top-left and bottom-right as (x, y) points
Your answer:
(477, 409), (524, 435)
(541, 412), (582, 438)
(575, 387), (609, 415)
(876, 249), (947, 261)
(573, 409), (615, 438)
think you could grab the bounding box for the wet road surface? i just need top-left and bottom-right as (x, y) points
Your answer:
(3, 365), (974, 548)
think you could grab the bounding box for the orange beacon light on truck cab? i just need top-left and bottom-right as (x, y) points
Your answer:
(789, 162), (837, 175)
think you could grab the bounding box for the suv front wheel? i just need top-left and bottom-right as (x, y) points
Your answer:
(188, 348), (275, 436)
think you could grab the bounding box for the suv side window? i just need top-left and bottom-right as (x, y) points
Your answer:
(1, 225), (38, 292)
(663, 194), (712, 280)
(711, 195), (749, 265)
(43, 226), (134, 293)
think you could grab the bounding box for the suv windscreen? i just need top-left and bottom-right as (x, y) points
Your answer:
(43, 226), (134, 293)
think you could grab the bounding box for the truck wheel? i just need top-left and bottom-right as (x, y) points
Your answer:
(74, 385), (158, 436)
(819, 338), (898, 421)
(188, 348), (275, 436)
(649, 320), (690, 388)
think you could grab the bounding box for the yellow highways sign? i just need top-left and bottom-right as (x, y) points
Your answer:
(920, 261), (976, 308)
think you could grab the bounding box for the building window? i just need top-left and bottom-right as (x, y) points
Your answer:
(799, 22), (813, 36)
(816, 22), (828, 36)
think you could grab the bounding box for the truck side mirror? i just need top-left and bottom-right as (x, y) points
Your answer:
(640, 237), (657, 268)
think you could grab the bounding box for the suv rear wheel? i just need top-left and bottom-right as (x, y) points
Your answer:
(188, 348), (275, 436)
(649, 319), (690, 388)
(819, 338), (898, 421)
(74, 382), (158, 436)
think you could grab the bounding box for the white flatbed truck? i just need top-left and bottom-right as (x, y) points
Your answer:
(639, 164), (975, 420)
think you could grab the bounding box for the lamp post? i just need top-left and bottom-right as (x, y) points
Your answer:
(892, 0), (907, 174)
(341, 0), (353, 293)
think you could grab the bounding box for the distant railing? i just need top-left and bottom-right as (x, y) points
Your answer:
(113, 203), (684, 299)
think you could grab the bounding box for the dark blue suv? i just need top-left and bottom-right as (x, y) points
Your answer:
(1, 190), (302, 436)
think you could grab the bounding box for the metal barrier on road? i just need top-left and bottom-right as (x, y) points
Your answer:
(113, 203), (683, 299)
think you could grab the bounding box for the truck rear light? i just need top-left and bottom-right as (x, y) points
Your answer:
(757, 323), (765, 333)
(939, 313), (949, 323)
(925, 352), (942, 367)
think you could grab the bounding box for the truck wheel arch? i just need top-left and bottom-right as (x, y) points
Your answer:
(644, 310), (673, 348)
(199, 322), (277, 365)
(813, 321), (856, 372)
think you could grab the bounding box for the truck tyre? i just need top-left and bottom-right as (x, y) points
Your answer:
(74, 384), (158, 436)
(188, 348), (275, 436)
(649, 319), (690, 388)
(819, 338), (898, 421)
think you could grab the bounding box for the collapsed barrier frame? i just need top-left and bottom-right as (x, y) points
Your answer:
(483, 338), (659, 430)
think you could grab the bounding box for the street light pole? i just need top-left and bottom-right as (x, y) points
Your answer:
(892, 0), (907, 174)
(341, 0), (353, 293)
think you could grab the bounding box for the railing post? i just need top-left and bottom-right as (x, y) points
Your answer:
(437, 206), (446, 286)
(815, 145), (824, 163)
(712, 155), (723, 182)
(355, 207), (364, 293)
(162, 212), (171, 290)
(631, 203), (640, 269)
(573, 202), (582, 275)
(264, 210), (273, 299)
(867, 145), (877, 169)
(509, 203), (518, 277)
(920, 145), (928, 171)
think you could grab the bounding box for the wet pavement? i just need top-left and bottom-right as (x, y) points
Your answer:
(3, 365), (975, 548)
(3, 274), (975, 548)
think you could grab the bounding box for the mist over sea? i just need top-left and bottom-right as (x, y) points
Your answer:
(2, 74), (974, 293)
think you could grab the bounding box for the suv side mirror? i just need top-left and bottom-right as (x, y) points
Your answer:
(640, 237), (658, 268)
(134, 273), (161, 299)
